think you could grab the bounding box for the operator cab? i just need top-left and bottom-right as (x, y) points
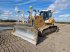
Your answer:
(40, 10), (52, 21)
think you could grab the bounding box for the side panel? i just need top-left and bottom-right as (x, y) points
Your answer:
(34, 16), (46, 28)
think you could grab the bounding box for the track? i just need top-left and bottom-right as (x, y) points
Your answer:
(41, 26), (58, 37)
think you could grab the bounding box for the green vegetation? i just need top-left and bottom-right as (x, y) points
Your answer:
(0, 19), (17, 22)
(56, 22), (70, 24)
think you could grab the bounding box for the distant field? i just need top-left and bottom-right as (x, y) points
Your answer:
(0, 22), (70, 27)
(0, 22), (16, 26)
(0, 22), (23, 26)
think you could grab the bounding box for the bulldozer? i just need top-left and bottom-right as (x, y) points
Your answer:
(12, 6), (58, 45)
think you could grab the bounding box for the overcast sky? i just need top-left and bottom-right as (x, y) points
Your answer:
(0, 0), (70, 22)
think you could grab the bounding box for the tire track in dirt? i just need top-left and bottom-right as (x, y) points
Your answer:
(0, 30), (39, 52)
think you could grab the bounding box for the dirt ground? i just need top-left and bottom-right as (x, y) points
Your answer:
(0, 23), (70, 52)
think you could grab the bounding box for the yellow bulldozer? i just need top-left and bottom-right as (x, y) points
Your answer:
(12, 6), (58, 45)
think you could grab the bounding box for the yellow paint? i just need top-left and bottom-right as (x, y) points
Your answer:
(48, 17), (55, 24)
(34, 16), (46, 28)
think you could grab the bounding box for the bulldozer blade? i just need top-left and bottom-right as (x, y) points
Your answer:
(12, 25), (38, 45)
